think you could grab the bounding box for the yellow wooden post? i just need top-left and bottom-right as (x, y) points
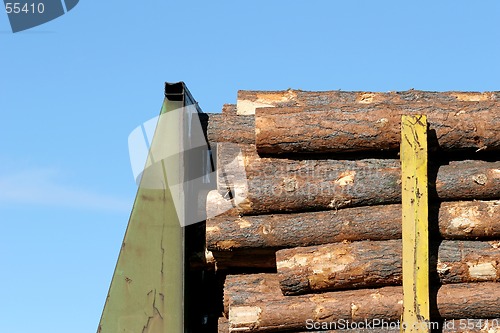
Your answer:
(401, 115), (430, 333)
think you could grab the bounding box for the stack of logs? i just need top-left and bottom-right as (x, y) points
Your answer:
(204, 90), (500, 333)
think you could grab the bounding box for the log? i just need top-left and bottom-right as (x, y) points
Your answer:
(226, 275), (500, 332)
(207, 204), (400, 251)
(219, 144), (500, 215)
(237, 89), (500, 115)
(437, 283), (500, 319)
(224, 274), (282, 316)
(206, 200), (500, 251)
(206, 112), (255, 144)
(255, 102), (500, 155)
(276, 240), (500, 295)
(439, 200), (500, 238)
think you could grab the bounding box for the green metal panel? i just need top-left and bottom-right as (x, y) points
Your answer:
(98, 83), (195, 333)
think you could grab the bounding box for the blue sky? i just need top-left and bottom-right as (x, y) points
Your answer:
(1, 1), (500, 332)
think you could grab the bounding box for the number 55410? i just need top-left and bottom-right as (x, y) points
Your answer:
(5, 3), (45, 14)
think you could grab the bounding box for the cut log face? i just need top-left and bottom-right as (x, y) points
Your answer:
(206, 200), (500, 253)
(255, 102), (500, 154)
(225, 274), (500, 332)
(237, 89), (500, 115)
(218, 144), (500, 215)
(276, 240), (500, 295)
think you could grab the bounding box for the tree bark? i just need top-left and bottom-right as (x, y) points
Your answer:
(439, 200), (500, 239)
(276, 240), (500, 295)
(206, 200), (500, 252)
(436, 283), (500, 319)
(219, 144), (500, 215)
(225, 275), (500, 332)
(224, 273), (282, 316)
(206, 113), (255, 145)
(255, 102), (500, 154)
(237, 89), (500, 115)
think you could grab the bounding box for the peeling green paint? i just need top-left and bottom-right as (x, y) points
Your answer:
(98, 85), (190, 333)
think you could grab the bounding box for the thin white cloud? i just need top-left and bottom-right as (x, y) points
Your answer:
(0, 167), (131, 213)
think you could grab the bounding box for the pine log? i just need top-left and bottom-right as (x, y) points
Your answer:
(276, 240), (500, 295)
(206, 200), (500, 252)
(226, 275), (500, 332)
(224, 274), (500, 331)
(237, 89), (500, 115)
(439, 200), (500, 238)
(206, 200), (500, 270)
(224, 274), (282, 316)
(206, 192), (276, 270)
(437, 283), (500, 319)
(220, 144), (500, 215)
(206, 112), (255, 145)
(207, 204), (400, 251)
(255, 102), (500, 155)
